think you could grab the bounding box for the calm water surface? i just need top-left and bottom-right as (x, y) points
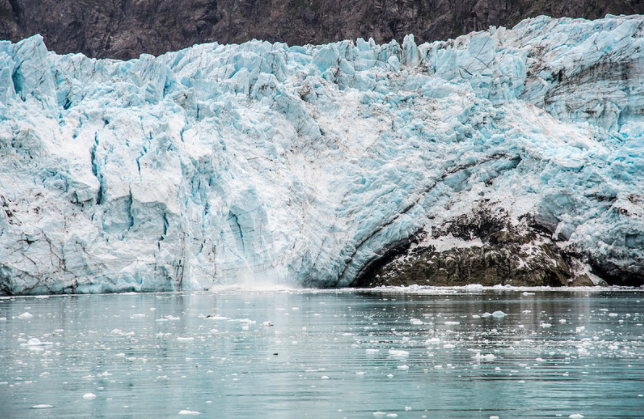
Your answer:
(1, 288), (644, 418)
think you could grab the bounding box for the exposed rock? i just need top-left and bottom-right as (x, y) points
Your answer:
(359, 208), (592, 288)
(569, 274), (595, 287)
(1, 0), (644, 59)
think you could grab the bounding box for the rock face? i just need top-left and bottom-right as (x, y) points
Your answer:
(1, 16), (644, 294)
(1, 0), (644, 59)
(359, 208), (590, 288)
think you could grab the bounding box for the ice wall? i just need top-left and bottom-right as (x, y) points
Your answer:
(1, 15), (644, 293)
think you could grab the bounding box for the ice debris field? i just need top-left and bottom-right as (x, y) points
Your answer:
(1, 15), (644, 293)
(1, 290), (643, 417)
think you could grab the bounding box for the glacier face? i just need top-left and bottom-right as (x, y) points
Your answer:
(1, 15), (644, 294)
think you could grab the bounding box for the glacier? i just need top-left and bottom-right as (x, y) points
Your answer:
(1, 15), (644, 294)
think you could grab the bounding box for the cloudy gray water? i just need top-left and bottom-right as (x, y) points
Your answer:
(1, 287), (644, 418)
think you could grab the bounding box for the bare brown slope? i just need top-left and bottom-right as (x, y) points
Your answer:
(1, 0), (643, 59)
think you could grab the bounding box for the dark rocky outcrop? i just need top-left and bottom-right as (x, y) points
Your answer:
(356, 208), (609, 288)
(1, 0), (644, 60)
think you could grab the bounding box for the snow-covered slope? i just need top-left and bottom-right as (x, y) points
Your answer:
(1, 15), (644, 293)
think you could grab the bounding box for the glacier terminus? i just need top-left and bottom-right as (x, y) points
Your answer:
(1, 15), (644, 294)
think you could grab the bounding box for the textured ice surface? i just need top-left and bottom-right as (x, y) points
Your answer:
(1, 15), (644, 293)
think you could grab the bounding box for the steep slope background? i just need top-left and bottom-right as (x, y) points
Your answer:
(1, 0), (644, 60)
(1, 15), (644, 294)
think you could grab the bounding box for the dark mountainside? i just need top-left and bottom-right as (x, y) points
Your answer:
(1, 0), (644, 60)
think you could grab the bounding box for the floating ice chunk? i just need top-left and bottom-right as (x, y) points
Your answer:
(388, 350), (409, 357)
(541, 323), (552, 328)
(608, 313), (618, 317)
(492, 311), (506, 318)
(18, 312), (34, 319)
(22, 338), (52, 346)
(472, 315), (480, 319)
(444, 321), (460, 325)
(425, 338), (441, 344)
(321, 376), (329, 379)
(410, 318), (424, 325)
(465, 284), (484, 290)
(131, 313), (146, 318)
(366, 349), (379, 354)
(83, 393), (96, 400)
(177, 337), (195, 342)
(473, 352), (496, 361)
(373, 412), (386, 417)
(481, 313), (492, 318)
(32, 404), (54, 409)
(0, 317), (6, 321)
(397, 365), (409, 370)
(443, 344), (455, 349)
(178, 410), (201, 415)
(386, 414), (398, 418)
(569, 415), (584, 419)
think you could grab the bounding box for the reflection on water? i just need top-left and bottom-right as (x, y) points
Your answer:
(1, 288), (644, 418)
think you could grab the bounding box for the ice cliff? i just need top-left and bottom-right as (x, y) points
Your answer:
(1, 15), (644, 294)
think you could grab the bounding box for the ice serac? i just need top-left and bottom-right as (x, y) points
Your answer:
(1, 15), (644, 294)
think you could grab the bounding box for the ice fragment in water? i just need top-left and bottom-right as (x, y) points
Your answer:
(492, 311), (506, 318)
(473, 352), (496, 361)
(83, 393), (96, 400)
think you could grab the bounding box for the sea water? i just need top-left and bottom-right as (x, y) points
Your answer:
(1, 288), (644, 418)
